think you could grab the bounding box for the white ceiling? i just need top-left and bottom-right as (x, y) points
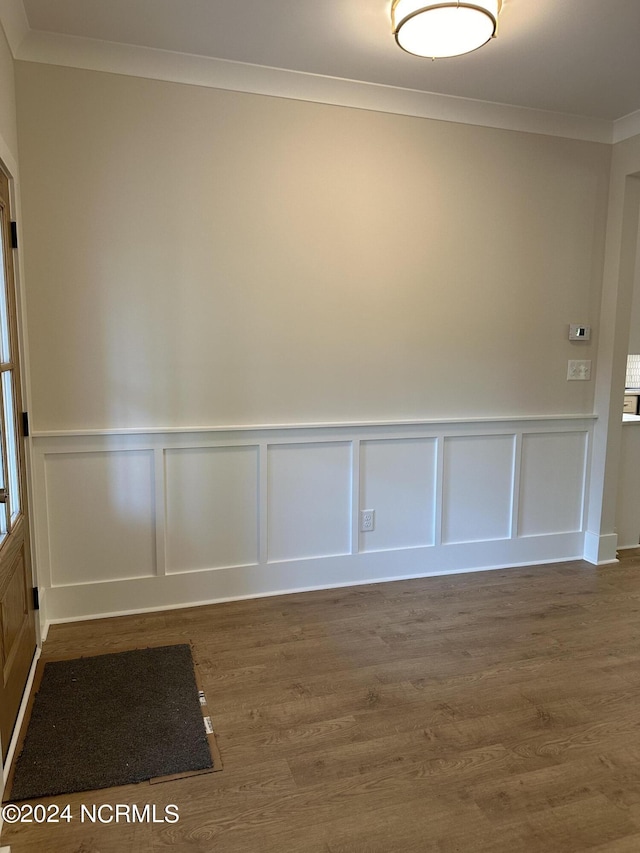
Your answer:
(16, 0), (640, 123)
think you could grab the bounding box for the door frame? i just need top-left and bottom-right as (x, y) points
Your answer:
(0, 141), (42, 790)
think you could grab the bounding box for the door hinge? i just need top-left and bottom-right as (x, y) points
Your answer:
(22, 411), (29, 437)
(32, 587), (39, 611)
(10, 221), (17, 249)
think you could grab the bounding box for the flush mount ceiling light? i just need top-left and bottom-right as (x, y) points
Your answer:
(391, 0), (502, 59)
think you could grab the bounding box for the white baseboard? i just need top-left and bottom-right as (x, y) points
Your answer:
(583, 531), (619, 565)
(45, 533), (585, 624)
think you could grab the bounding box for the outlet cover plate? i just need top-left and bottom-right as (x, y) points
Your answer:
(360, 509), (375, 532)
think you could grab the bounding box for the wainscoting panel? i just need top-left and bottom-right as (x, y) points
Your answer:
(30, 417), (595, 623)
(267, 442), (352, 563)
(360, 438), (437, 552)
(518, 432), (588, 537)
(165, 445), (259, 573)
(44, 450), (156, 587)
(442, 434), (516, 545)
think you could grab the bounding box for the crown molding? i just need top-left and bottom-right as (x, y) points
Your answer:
(9, 28), (614, 145)
(613, 109), (640, 145)
(0, 0), (28, 56)
(1, 2), (633, 145)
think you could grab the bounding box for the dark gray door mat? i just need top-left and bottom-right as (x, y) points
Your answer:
(7, 643), (221, 802)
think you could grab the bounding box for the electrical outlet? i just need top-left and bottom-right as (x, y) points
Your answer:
(360, 509), (375, 532)
(567, 360), (591, 380)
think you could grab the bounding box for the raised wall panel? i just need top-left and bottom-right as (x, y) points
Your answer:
(442, 435), (515, 544)
(518, 432), (586, 537)
(165, 446), (259, 572)
(267, 442), (351, 563)
(32, 418), (594, 622)
(360, 438), (436, 552)
(45, 450), (156, 586)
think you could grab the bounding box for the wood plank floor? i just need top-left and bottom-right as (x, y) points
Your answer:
(5, 554), (640, 851)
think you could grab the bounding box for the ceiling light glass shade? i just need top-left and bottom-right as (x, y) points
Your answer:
(392, 1), (502, 59)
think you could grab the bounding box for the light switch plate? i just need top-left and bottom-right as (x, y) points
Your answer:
(567, 360), (591, 380)
(569, 324), (591, 341)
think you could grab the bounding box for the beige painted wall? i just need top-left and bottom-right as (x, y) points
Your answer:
(627, 192), (640, 356)
(0, 24), (17, 167)
(626, 135), (640, 357)
(16, 62), (611, 432)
